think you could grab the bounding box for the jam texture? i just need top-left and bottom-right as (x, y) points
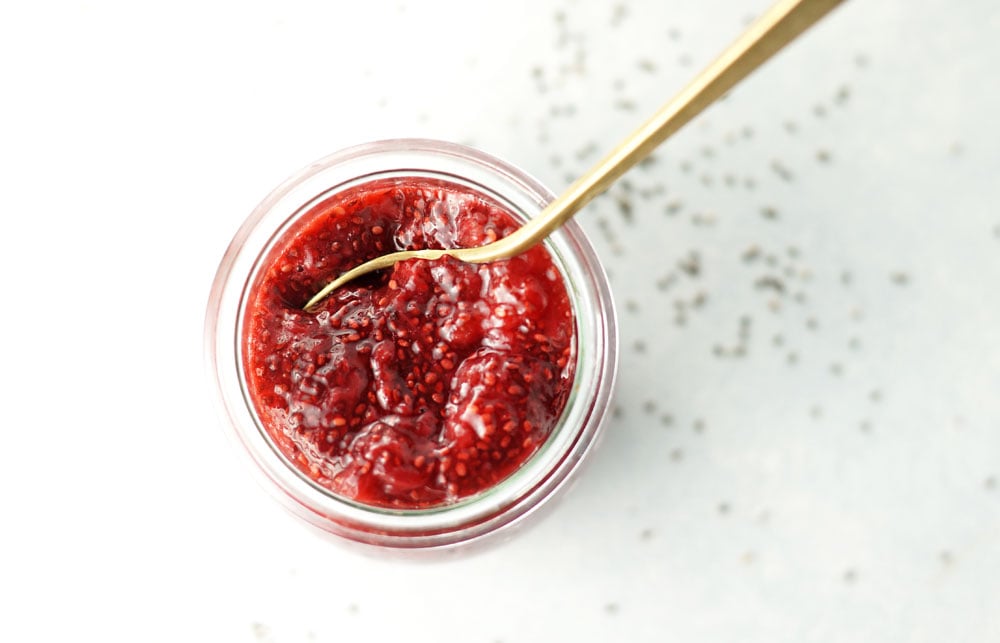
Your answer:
(243, 178), (576, 508)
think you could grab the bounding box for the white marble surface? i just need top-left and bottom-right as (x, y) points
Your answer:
(2, 0), (998, 641)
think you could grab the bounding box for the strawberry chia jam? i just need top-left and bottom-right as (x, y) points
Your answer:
(242, 178), (576, 509)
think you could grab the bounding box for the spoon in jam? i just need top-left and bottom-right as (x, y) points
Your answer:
(304, 0), (845, 311)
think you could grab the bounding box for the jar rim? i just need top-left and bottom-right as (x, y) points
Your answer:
(206, 139), (618, 549)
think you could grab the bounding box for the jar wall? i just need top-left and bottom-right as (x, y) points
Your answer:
(205, 139), (618, 550)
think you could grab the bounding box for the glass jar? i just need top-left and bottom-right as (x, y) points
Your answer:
(205, 139), (618, 550)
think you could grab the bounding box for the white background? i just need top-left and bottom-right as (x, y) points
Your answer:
(2, 0), (998, 641)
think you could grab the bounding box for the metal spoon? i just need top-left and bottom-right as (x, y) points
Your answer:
(304, 0), (845, 311)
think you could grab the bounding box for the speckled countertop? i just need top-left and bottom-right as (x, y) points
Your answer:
(2, 0), (998, 641)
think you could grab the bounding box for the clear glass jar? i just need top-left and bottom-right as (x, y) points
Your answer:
(205, 139), (618, 550)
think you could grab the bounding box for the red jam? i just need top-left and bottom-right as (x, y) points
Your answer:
(242, 178), (576, 509)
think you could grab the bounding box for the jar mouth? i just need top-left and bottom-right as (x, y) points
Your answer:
(207, 139), (618, 548)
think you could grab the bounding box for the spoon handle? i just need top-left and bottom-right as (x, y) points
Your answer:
(484, 0), (846, 259)
(303, 0), (846, 310)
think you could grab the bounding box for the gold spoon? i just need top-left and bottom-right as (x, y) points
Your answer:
(304, 0), (845, 311)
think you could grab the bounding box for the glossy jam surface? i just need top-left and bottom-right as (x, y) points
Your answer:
(242, 178), (576, 509)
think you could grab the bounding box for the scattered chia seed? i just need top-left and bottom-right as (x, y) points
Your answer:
(636, 58), (657, 73)
(770, 159), (795, 181)
(755, 275), (785, 293)
(610, 2), (627, 26)
(614, 98), (637, 111)
(890, 271), (911, 286)
(638, 154), (660, 169)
